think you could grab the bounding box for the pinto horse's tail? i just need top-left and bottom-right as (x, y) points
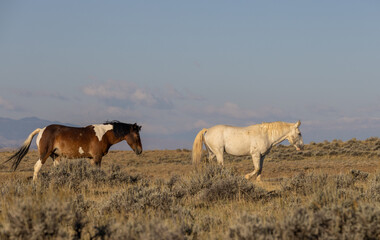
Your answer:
(3, 128), (41, 171)
(192, 128), (207, 165)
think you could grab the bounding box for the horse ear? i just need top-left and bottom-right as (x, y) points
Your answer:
(132, 123), (141, 131)
(295, 120), (301, 128)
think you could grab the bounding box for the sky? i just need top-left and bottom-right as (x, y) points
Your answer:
(1, 1), (380, 149)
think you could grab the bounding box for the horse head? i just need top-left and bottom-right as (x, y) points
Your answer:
(286, 120), (304, 151)
(125, 123), (143, 155)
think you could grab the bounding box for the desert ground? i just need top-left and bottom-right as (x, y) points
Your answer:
(0, 138), (379, 239)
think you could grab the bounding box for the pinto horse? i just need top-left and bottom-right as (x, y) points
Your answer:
(5, 121), (142, 180)
(192, 121), (303, 181)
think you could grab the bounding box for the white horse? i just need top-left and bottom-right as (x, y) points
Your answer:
(192, 121), (303, 180)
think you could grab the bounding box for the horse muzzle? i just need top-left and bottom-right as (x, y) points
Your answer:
(134, 147), (143, 155)
(295, 145), (304, 151)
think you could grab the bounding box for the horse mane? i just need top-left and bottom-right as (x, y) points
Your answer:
(260, 121), (294, 138)
(260, 121), (293, 130)
(103, 121), (135, 139)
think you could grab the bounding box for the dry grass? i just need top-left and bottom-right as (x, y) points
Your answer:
(0, 138), (379, 239)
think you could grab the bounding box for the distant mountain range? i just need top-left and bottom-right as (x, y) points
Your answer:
(0, 117), (76, 149)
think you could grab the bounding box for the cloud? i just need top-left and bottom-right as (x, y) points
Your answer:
(0, 96), (15, 110)
(161, 84), (204, 101)
(193, 119), (210, 129)
(141, 123), (171, 135)
(83, 81), (135, 99)
(83, 81), (204, 110)
(303, 104), (340, 118)
(83, 80), (174, 109)
(105, 106), (144, 119)
(201, 102), (286, 121)
(13, 89), (69, 101)
(204, 102), (253, 119)
(320, 117), (380, 130)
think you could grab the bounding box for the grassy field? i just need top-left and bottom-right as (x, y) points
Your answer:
(0, 138), (379, 239)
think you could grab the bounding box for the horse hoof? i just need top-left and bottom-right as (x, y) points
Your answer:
(244, 174), (251, 180)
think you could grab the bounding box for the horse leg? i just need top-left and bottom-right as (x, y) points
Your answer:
(91, 156), (102, 167)
(256, 155), (265, 181)
(50, 153), (60, 167)
(214, 148), (224, 166)
(53, 156), (61, 167)
(33, 155), (50, 181)
(245, 153), (261, 180)
(96, 160), (101, 167)
(33, 147), (54, 181)
(208, 151), (216, 163)
(33, 160), (43, 181)
(206, 142), (223, 165)
(205, 145), (216, 163)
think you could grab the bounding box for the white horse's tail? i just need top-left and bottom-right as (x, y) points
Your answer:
(192, 128), (207, 165)
(3, 128), (41, 171)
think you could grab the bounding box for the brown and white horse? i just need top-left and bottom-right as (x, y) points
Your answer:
(5, 121), (142, 180)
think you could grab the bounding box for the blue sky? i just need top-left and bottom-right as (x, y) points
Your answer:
(1, 1), (380, 149)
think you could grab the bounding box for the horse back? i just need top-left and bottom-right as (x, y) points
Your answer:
(205, 125), (265, 156)
(43, 124), (95, 139)
(39, 125), (100, 158)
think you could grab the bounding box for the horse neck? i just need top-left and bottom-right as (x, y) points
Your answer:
(104, 132), (124, 146)
(265, 123), (293, 146)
